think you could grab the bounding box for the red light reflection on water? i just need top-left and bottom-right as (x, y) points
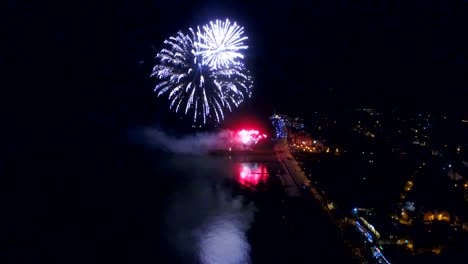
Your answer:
(237, 163), (269, 187)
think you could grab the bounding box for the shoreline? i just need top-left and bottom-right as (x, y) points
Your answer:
(274, 138), (370, 264)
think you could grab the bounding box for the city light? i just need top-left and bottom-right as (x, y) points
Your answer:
(270, 114), (287, 139)
(269, 110), (466, 262)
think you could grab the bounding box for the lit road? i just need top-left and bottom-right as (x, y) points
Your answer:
(227, 140), (354, 263)
(274, 139), (323, 201)
(273, 139), (331, 213)
(274, 138), (374, 263)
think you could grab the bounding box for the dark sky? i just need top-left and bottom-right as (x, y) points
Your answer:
(4, 2), (468, 262)
(5, 0), (468, 131)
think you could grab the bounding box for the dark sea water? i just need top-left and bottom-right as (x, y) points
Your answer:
(1, 127), (351, 264)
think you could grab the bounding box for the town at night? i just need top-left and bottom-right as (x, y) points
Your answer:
(4, 0), (468, 263)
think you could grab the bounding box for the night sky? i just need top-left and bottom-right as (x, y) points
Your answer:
(2, 1), (468, 262)
(5, 0), (468, 131)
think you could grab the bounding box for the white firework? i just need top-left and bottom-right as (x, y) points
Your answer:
(195, 19), (248, 70)
(151, 27), (252, 125)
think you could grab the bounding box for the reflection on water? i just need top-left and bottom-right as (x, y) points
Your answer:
(163, 156), (254, 264)
(198, 214), (252, 264)
(237, 163), (269, 188)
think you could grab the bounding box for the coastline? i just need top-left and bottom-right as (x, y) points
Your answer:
(274, 138), (370, 264)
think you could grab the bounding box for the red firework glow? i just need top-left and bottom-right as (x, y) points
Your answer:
(237, 129), (267, 145)
(237, 163), (269, 187)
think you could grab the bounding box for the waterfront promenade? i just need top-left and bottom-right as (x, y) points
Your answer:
(274, 138), (368, 263)
(274, 138), (324, 204)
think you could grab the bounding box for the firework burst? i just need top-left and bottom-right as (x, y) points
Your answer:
(151, 20), (252, 125)
(195, 19), (248, 70)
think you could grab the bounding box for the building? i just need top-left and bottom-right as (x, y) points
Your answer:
(353, 211), (413, 250)
(288, 131), (313, 146)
